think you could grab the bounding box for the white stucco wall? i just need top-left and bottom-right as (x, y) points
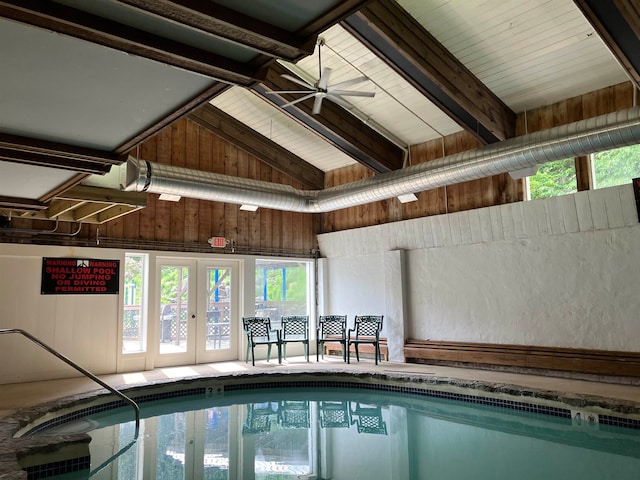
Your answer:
(323, 253), (386, 328)
(318, 184), (640, 351)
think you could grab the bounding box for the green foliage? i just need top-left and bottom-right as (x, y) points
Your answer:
(529, 146), (640, 200)
(255, 262), (307, 302)
(161, 266), (188, 305)
(593, 145), (640, 188)
(529, 158), (576, 200)
(125, 254), (144, 304)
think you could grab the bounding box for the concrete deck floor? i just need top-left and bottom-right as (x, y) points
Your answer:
(2, 357), (640, 420)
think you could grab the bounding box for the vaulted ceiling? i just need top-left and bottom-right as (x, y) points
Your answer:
(0, 0), (637, 223)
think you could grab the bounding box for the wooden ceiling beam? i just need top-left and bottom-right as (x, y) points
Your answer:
(46, 199), (81, 219)
(0, 0), (264, 86)
(73, 202), (115, 222)
(115, 0), (316, 61)
(574, 0), (640, 90)
(342, 0), (516, 143)
(55, 185), (148, 207)
(0, 134), (123, 174)
(188, 105), (325, 190)
(255, 63), (404, 174)
(97, 205), (141, 224)
(0, 196), (46, 211)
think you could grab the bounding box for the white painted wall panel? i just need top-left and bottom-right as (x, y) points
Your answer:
(318, 184), (640, 352)
(0, 245), (122, 384)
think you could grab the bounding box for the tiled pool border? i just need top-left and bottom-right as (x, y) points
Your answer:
(21, 377), (640, 436)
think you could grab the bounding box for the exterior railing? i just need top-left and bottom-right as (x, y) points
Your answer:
(0, 328), (140, 434)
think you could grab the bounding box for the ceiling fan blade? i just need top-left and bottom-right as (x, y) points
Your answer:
(312, 94), (324, 115)
(281, 74), (315, 90)
(281, 92), (317, 109)
(328, 76), (370, 91)
(264, 90), (314, 95)
(329, 90), (375, 98)
(317, 67), (332, 90)
(325, 93), (354, 111)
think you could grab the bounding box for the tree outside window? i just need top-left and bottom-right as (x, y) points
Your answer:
(528, 158), (577, 200)
(593, 145), (640, 188)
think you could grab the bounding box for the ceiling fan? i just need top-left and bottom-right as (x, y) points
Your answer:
(266, 39), (375, 115)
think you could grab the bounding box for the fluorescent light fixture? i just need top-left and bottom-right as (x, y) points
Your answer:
(509, 165), (539, 179)
(158, 193), (181, 202)
(397, 193), (418, 203)
(240, 204), (259, 212)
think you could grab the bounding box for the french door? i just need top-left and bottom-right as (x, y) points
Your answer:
(155, 258), (239, 367)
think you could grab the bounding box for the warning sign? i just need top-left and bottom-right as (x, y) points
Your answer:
(41, 258), (120, 295)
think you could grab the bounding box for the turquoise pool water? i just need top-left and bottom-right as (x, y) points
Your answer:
(24, 385), (640, 479)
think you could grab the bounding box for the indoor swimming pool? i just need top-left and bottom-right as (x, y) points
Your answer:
(15, 377), (640, 480)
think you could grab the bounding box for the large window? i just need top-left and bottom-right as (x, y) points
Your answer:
(123, 253), (148, 353)
(528, 158), (577, 200)
(593, 145), (640, 189)
(255, 259), (311, 325)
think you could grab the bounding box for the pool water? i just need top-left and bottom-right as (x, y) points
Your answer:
(27, 387), (640, 480)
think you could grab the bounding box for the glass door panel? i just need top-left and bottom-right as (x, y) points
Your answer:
(157, 260), (196, 366)
(205, 266), (231, 352)
(197, 260), (239, 363)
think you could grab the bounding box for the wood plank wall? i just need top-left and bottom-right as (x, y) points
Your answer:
(321, 82), (634, 233)
(104, 118), (320, 255)
(6, 82), (635, 253)
(322, 131), (523, 232)
(8, 118), (319, 255)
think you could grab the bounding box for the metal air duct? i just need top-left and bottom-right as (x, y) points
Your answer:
(126, 107), (640, 212)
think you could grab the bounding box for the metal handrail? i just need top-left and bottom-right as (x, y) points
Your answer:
(0, 328), (140, 433)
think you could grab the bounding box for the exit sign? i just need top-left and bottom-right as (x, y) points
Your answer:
(208, 236), (227, 248)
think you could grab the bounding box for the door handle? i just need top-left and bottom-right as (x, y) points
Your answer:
(191, 314), (196, 319)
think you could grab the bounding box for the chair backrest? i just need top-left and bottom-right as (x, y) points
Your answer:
(350, 402), (387, 435)
(242, 317), (273, 339)
(281, 315), (309, 338)
(318, 315), (347, 338)
(353, 315), (383, 337)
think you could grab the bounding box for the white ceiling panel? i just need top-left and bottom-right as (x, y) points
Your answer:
(289, 24), (464, 145)
(210, 87), (357, 172)
(397, 0), (628, 112)
(0, 161), (78, 200)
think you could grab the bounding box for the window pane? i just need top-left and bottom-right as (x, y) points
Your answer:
(123, 254), (147, 353)
(593, 145), (640, 189)
(528, 158), (577, 200)
(255, 260), (309, 326)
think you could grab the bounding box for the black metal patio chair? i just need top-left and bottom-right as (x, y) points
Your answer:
(242, 316), (281, 366)
(280, 315), (309, 361)
(347, 315), (384, 365)
(316, 315), (347, 361)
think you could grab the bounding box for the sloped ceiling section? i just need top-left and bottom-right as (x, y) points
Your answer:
(0, 0), (369, 213)
(0, 0), (635, 223)
(574, 0), (640, 90)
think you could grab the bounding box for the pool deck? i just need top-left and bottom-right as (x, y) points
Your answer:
(2, 358), (640, 478)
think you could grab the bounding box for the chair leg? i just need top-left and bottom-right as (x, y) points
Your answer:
(245, 342), (251, 363)
(305, 342), (309, 361)
(316, 341), (320, 362)
(355, 344), (360, 362)
(251, 346), (256, 367)
(374, 343), (378, 365)
(347, 343), (351, 364)
(277, 343), (282, 364)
